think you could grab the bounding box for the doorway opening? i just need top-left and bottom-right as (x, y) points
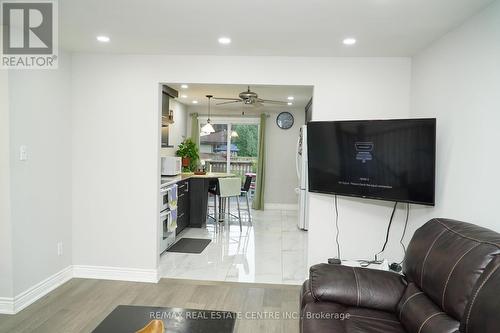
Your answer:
(158, 83), (314, 284)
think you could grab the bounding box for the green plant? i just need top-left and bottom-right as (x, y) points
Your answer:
(232, 124), (258, 157)
(176, 138), (199, 172)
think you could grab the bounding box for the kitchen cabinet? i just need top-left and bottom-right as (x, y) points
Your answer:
(176, 179), (190, 235)
(161, 85), (178, 148)
(188, 178), (209, 228)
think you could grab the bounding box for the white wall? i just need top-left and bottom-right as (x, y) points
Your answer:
(160, 97), (188, 157)
(0, 70), (13, 298)
(410, 1), (500, 232)
(71, 57), (159, 270)
(7, 52), (72, 295)
(306, 61), (412, 264)
(70, 55), (411, 270)
(265, 108), (305, 205)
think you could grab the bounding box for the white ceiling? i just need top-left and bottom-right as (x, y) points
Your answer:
(60, 0), (494, 56)
(166, 83), (313, 111)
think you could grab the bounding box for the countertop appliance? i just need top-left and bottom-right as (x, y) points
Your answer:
(296, 125), (309, 230)
(161, 156), (182, 176)
(159, 183), (178, 254)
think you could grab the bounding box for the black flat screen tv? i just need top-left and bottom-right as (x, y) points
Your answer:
(307, 118), (436, 206)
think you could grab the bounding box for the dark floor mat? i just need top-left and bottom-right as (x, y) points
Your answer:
(166, 238), (211, 254)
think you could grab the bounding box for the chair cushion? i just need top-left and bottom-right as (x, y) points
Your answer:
(403, 218), (500, 320)
(460, 256), (500, 333)
(397, 283), (459, 333)
(301, 302), (405, 333)
(308, 264), (407, 313)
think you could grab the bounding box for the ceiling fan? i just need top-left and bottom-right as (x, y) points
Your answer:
(213, 86), (287, 107)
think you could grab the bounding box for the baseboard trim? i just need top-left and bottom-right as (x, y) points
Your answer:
(73, 265), (159, 283)
(0, 265), (74, 315)
(265, 203), (298, 210)
(0, 265), (159, 315)
(0, 297), (15, 314)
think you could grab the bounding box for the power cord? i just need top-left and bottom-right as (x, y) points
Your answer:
(328, 195), (342, 265)
(334, 195), (341, 259)
(398, 203), (410, 265)
(359, 201), (398, 267)
(374, 201), (398, 262)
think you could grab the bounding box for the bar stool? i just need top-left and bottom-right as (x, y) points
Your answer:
(207, 180), (219, 223)
(241, 175), (253, 224)
(217, 177), (243, 231)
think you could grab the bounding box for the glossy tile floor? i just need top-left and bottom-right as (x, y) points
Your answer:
(159, 204), (308, 285)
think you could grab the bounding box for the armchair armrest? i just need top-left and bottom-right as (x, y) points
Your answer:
(309, 263), (407, 312)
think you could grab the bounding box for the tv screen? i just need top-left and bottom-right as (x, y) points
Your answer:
(307, 118), (436, 206)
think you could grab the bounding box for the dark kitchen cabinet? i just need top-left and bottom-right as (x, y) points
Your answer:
(188, 178), (208, 228)
(176, 180), (190, 235)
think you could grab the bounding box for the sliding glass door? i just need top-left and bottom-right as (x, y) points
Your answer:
(199, 123), (229, 172)
(229, 123), (258, 179)
(199, 118), (259, 184)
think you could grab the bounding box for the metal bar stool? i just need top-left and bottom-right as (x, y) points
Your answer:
(207, 179), (219, 223)
(241, 175), (253, 224)
(217, 177), (243, 231)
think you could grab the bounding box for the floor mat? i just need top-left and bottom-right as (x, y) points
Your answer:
(166, 238), (211, 254)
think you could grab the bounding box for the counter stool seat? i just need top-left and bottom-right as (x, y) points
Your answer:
(216, 177), (243, 231)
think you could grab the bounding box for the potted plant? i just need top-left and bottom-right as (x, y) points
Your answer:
(176, 138), (199, 172)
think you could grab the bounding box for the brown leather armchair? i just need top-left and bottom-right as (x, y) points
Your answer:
(300, 218), (500, 333)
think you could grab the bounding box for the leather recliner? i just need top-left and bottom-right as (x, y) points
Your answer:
(300, 218), (500, 333)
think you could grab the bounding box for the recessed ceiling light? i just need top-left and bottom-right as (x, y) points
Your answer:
(342, 38), (357, 46)
(287, 96), (294, 100)
(218, 37), (231, 45)
(96, 35), (110, 43)
(192, 100), (198, 104)
(287, 102), (293, 106)
(181, 84), (188, 89)
(181, 94), (188, 98)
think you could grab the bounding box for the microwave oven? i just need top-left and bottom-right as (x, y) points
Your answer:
(161, 156), (182, 176)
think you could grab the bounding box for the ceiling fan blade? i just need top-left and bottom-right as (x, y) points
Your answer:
(216, 100), (242, 106)
(253, 102), (265, 109)
(213, 97), (242, 101)
(259, 99), (288, 105)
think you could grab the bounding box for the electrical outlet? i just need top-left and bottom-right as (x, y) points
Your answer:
(57, 242), (63, 256)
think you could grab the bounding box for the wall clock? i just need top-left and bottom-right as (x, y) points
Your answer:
(276, 112), (294, 130)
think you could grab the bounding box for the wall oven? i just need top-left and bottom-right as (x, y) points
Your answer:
(159, 183), (177, 254)
(159, 209), (175, 253)
(160, 186), (173, 212)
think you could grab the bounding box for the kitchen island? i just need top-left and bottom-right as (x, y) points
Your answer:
(160, 172), (235, 234)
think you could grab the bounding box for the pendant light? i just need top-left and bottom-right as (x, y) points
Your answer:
(201, 94), (215, 134)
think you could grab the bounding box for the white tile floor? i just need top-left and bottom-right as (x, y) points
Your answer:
(159, 205), (308, 285)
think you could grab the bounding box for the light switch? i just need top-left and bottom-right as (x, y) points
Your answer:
(19, 145), (28, 161)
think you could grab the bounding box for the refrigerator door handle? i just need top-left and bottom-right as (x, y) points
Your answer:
(296, 134), (301, 180)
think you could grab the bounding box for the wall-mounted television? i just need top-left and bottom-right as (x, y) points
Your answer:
(307, 118), (436, 206)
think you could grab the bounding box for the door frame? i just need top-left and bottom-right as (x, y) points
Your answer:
(198, 116), (260, 172)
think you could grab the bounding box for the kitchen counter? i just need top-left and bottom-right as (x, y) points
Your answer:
(160, 172), (235, 188)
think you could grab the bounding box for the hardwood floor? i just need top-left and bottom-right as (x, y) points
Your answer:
(0, 278), (301, 333)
